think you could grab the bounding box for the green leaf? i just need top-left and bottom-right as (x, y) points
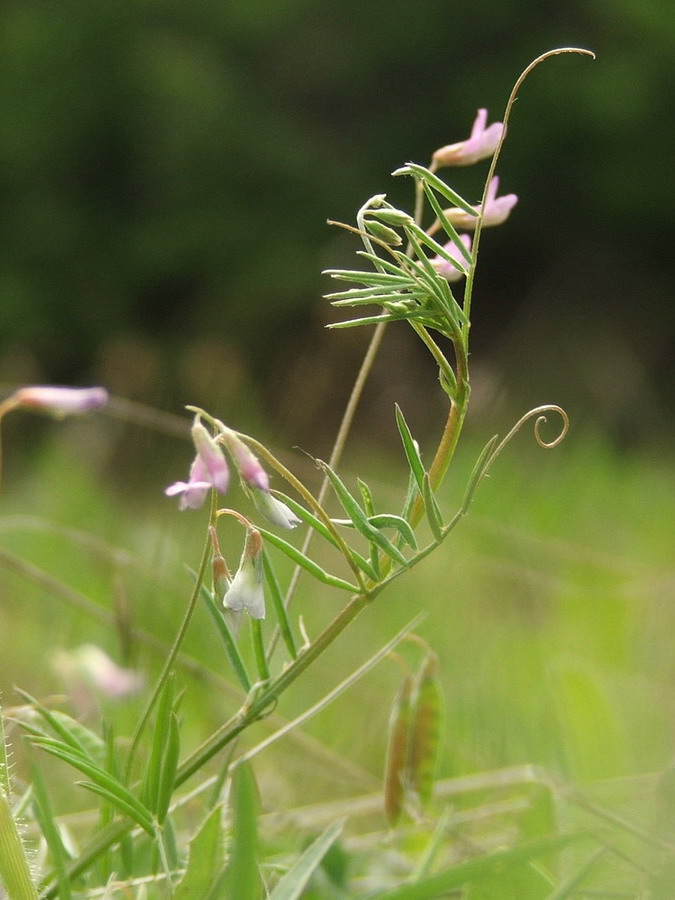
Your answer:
(30, 738), (154, 836)
(368, 830), (590, 899)
(223, 764), (260, 900)
(251, 619), (270, 682)
(156, 711), (180, 824)
(324, 268), (415, 287)
(392, 163), (478, 216)
(318, 462), (408, 567)
(141, 674), (175, 815)
(358, 478), (375, 517)
(422, 183), (473, 264)
(31, 763), (72, 900)
(262, 550), (297, 660)
(200, 582), (252, 692)
(461, 434), (499, 513)
(422, 473), (444, 541)
(76, 782), (154, 836)
(0, 788), (39, 900)
(15, 690), (92, 761)
(174, 806), (227, 900)
(269, 819), (345, 900)
(395, 405), (425, 494)
(258, 528), (358, 592)
(368, 514), (417, 550)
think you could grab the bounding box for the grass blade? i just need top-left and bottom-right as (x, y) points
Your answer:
(223, 763), (260, 900)
(369, 830), (591, 899)
(31, 763), (72, 900)
(156, 711), (181, 824)
(269, 819), (345, 900)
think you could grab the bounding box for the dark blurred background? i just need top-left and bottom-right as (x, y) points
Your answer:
(0, 0), (672, 453)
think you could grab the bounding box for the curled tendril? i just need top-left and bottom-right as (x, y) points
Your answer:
(494, 404), (569, 460)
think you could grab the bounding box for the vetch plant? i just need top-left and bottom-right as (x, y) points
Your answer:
(3, 48), (638, 900)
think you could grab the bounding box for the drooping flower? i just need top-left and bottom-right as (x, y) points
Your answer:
(165, 455), (214, 510)
(191, 420), (230, 493)
(430, 233), (473, 282)
(220, 429), (269, 491)
(165, 418), (230, 509)
(442, 177), (518, 229)
(432, 109), (504, 169)
(223, 528), (265, 619)
(251, 489), (301, 529)
(11, 385), (109, 417)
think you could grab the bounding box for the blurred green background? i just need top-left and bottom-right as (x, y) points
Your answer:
(0, 0), (672, 449)
(1, 0), (675, 867)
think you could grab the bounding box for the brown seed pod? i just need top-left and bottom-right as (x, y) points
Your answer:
(383, 673), (414, 828)
(405, 652), (443, 813)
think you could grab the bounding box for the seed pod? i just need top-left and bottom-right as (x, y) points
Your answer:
(383, 673), (414, 827)
(406, 653), (443, 812)
(364, 219), (403, 246)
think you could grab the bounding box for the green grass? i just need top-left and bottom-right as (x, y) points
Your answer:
(1, 421), (674, 895)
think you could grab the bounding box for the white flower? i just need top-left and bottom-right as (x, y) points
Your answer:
(252, 490), (301, 529)
(223, 529), (265, 619)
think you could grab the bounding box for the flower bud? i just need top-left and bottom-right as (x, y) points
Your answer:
(220, 429), (269, 491)
(11, 385), (108, 417)
(252, 490), (301, 529)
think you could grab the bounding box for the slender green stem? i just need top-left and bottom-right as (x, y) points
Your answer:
(124, 492), (216, 781)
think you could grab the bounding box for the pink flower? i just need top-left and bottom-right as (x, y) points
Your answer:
(11, 385), (108, 417)
(430, 233), (473, 282)
(165, 418), (230, 509)
(191, 420), (230, 493)
(165, 455), (214, 510)
(432, 109), (504, 168)
(442, 177), (518, 229)
(220, 429), (269, 492)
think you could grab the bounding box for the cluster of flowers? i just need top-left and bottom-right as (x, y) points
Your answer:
(166, 417), (301, 621)
(428, 109), (517, 281)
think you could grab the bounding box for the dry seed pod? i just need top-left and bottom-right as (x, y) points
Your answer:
(406, 652), (443, 812)
(383, 673), (414, 827)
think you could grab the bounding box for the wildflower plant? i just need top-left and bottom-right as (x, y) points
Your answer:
(3, 47), (648, 900)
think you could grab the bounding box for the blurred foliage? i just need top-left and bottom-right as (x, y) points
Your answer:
(0, 0), (673, 439)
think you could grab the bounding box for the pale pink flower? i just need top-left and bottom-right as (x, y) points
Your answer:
(220, 429), (269, 491)
(53, 644), (143, 703)
(432, 109), (503, 168)
(442, 177), (518, 229)
(165, 418), (230, 509)
(11, 385), (108, 417)
(191, 420), (230, 493)
(165, 455), (214, 510)
(430, 233), (473, 282)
